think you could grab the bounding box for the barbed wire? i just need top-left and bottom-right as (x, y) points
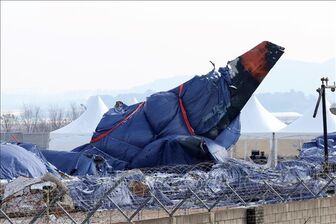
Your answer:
(1, 158), (336, 224)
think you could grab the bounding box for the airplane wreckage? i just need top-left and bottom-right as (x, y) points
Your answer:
(1, 41), (285, 178)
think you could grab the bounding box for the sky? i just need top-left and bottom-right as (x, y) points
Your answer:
(1, 1), (336, 94)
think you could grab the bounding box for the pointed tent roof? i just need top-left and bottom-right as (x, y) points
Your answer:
(240, 95), (287, 134)
(279, 99), (336, 134)
(52, 96), (109, 134)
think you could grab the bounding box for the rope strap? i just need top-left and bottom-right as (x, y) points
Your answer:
(178, 84), (195, 135)
(91, 102), (145, 143)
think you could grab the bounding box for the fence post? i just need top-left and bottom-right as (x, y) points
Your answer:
(80, 172), (129, 224)
(29, 190), (67, 224)
(0, 208), (14, 224)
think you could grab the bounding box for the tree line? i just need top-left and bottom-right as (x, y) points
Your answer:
(0, 103), (85, 133)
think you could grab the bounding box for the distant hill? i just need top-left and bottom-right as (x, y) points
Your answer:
(100, 90), (154, 108)
(256, 91), (317, 114)
(256, 58), (335, 94)
(1, 59), (335, 114)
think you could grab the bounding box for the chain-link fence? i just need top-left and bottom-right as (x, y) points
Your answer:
(1, 159), (336, 224)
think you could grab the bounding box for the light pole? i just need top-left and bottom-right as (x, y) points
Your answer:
(313, 77), (336, 173)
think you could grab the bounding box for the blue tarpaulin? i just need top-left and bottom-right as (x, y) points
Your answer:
(40, 149), (111, 176)
(74, 68), (242, 169)
(67, 132), (336, 210)
(298, 132), (336, 165)
(0, 142), (114, 179)
(77, 41), (284, 170)
(0, 143), (48, 179)
(17, 143), (61, 177)
(18, 142), (112, 177)
(0, 41), (286, 177)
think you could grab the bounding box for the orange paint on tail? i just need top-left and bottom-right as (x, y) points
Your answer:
(240, 41), (270, 82)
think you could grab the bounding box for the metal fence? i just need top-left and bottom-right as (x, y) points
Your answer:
(1, 161), (336, 224)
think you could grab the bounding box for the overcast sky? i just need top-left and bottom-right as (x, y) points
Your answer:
(1, 1), (336, 94)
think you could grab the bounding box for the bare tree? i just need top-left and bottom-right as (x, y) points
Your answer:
(36, 119), (51, 132)
(68, 103), (85, 121)
(20, 104), (32, 133)
(0, 113), (18, 132)
(20, 105), (42, 133)
(31, 106), (41, 132)
(48, 105), (68, 131)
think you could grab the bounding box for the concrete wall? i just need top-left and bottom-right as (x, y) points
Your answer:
(4, 197), (336, 223)
(262, 197), (336, 224)
(130, 208), (246, 224)
(125, 196), (336, 224)
(232, 137), (315, 159)
(0, 132), (50, 149)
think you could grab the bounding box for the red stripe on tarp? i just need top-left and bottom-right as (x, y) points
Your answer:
(178, 84), (195, 135)
(90, 102), (145, 143)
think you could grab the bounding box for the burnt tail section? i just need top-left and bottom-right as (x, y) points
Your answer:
(204, 41), (284, 138)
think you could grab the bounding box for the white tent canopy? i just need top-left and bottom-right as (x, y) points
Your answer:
(237, 95), (287, 167)
(271, 112), (302, 125)
(240, 95), (287, 135)
(49, 96), (109, 151)
(278, 99), (336, 136)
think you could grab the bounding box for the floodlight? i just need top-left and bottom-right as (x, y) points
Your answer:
(330, 103), (336, 115)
